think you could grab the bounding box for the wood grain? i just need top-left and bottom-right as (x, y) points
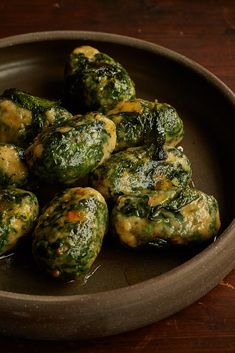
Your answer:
(0, 1), (234, 352)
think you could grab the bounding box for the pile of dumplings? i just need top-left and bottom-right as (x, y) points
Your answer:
(0, 46), (220, 281)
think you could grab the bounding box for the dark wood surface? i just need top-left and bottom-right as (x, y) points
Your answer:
(0, 1), (234, 352)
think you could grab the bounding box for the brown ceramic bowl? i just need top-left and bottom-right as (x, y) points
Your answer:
(0, 31), (234, 340)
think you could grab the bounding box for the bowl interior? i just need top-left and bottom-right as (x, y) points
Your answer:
(0, 37), (234, 296)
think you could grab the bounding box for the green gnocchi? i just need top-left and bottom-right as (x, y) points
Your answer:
(111, 187), (221, 247)
(32, 187), (108, 281)
(0, 88), (72, 147)
(25, 112), (116, 185)
(64, 45), (136, 113)
(107, 99), (184, 151)
(91, 146), (192, 201)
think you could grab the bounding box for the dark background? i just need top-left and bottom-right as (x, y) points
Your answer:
(0, 1), (235, 352)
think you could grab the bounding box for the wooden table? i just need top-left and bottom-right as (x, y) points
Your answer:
(0, 1), (234, 352)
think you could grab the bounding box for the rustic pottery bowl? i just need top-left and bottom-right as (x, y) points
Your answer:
(0, 31), (234, 340)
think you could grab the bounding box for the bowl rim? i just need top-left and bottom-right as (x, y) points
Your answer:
(0, 30), (234, 305)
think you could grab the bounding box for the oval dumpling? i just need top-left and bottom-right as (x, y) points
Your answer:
(0, 88), (72, 147)
(25, 112), (116, 184)
(32, 187), (108, 281)
(64, 45), (135, 113)
(91, 146), (192, 201)
(107, 99), (184, 151)
(0, 188), (39, 255)
(111, 187), (221, 247)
